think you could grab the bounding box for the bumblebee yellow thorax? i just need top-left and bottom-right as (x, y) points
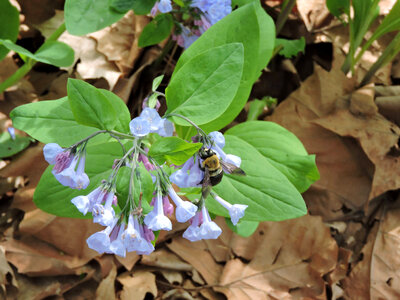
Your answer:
(203, 155), (220, 171)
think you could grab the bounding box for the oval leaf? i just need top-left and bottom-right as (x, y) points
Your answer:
(65, 0), (125, 35)
(138, 14), (173, 47)
(225, 121), (319, 193)
(148, 137), (202, 165)
(10, 97), (103, 146)
(166, 43), (244, 126)
(0, 0), (19, 60)
(67, 79), (117, 131)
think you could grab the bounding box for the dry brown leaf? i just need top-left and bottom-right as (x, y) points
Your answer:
(167, 237), (223, 285)
(90, 11), (149, 74)
(115, 251), (140, 271)
(141, 248), (192, 271)
(343, 222), (379, 299)
(118, 270), (157, 300)
(95, 262), (117, 300)
(0, 246), (17, 295)
(296, 0), (332, 31)
(215, 215), (338, 300)
(267, 52), (373, 219)
(369, 200), (400, 299)
(314, 87), (400, 200)
(59, 33), (122, 90)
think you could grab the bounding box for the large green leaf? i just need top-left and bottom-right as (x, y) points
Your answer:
(209, 135), (307, 222)
(34, 142), (123, 218)
(0, 0), (19, 60)
(148, 137), (202, 165)
(99, 89), (131, 133)
(326, 0), (350, 18)
(225, 121), (319, 193)
(0, 133), (31, 158)
(173, 2), (275, 134)
(67, 79), (117, 131)
(65, 0), (125, 35)
(110, 0), (157, 14)
(10, 97), (103, 147)
(138, 14), (173, 47)
(0, 39), (74, 67)
(166, 43), (244, 126)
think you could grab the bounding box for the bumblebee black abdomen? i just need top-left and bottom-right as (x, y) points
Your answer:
(209, 168), (223, 185)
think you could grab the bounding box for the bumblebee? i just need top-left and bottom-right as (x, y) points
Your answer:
(198, 147), (245, 198)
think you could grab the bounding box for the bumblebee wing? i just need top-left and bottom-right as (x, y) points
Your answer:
(220, 160), (246, 176)
(202, 168), (212, 199)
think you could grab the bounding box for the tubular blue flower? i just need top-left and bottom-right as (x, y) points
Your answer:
(71, 186), (103, 215)
(144, 192), (172, 231)
(140, 107), (162, 131)
(156, 118), (174, 137)
(199, 205), (222, 239)
(205, 0), (231, 25)
(186, 158), (204, 187)
(122, 215), (155, 255)
(108, 223), (126, 257)
(150, 2), (158, 16)
(130, 117), (151, 137)
(208, 131), (225, 148)
(191, 0), (211, 12)
(158, 0), (172, 13)
(7, 127), (16, 140)
(182, 210), (203, 242)
(168, 186), (198, 222)
(43, 143), (65, 165)
(73, 153), (90, 189)
(86, 218), (118, 254)
(176, 26), (199, 49)
(92, 191), (116, 226)
(213, 194), (247, 225)
(163, 196), (174, 216)
(170, 157), (194, 187)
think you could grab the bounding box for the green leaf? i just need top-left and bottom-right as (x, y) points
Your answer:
(34, 142), (123, 218)
(132, 0), (157, 15)
(209, 134), (307, 222)
(148, 137), (202, 165)
(116, 164), (154, 214)
(148, 93), (158, 109)
(225, 121), (319, 193)
(326, 0), (350, 18)
(99, 89), (131, 133)
(247, 97), (276, 121)
(366, 1), (400, 46)
(225, 218), (259, 237)
(0, 39), (75, 67)
(34, 41), (75, 67)
(67, 79), (117, 131)
(173, 2), (275, 134)
(166, 43), (244, 126)
(110, 0), (134, 12)
(138, 14), (173, 47)
(232, 0), (257, 8)
(65, 0), (125, 35)
(0, 133), (31, 158)
(275, 37), (305, 58)
(0, 0), (19, 60)
(10, 97), (104, 147)
(152, 75), (164, 92)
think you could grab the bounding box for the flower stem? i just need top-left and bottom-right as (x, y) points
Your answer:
(275, 0), (296, 35)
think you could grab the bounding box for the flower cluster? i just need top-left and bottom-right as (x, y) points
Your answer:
(151, 0), (232, 49)
(129, 107), (173, 138)
(42, 106), (247, 257)
(43, 143), (89, 190)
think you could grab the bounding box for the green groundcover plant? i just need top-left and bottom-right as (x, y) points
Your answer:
(9, 2), (319, 257)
